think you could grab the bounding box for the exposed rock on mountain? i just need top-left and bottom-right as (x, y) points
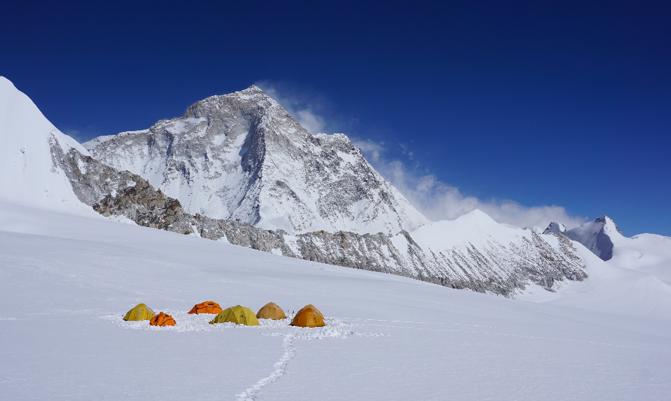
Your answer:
(55, 146), (587, 296)
(85, 86), (428, 235)
(543, 222), (567, 235)
(545, 216), (623, 261)
(3, 76), (588, 297)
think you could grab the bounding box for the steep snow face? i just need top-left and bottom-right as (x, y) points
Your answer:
(565, 216), (624, 260)
(85, 86), (428, 234)
(0, 77), (91, 214)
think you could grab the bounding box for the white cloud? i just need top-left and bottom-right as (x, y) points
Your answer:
(357, 141), (586, 230)
(295, 109), (326, 134)
(351, 137), (384, 162)
(256, 82), (326, 133)
(256, 84), (586, 229)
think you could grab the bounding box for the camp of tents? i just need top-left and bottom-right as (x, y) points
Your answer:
(122, 301), (326, 328)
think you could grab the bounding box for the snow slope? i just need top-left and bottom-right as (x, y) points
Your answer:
(85, 86), (428, 234)
(609, 233), (671, 284)
(1, 202), (670, 401)
(0, 77), (91, 214)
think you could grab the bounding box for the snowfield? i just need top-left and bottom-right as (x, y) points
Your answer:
(1, 202), (670, 401)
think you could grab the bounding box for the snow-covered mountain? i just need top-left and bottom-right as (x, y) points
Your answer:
(0, 77), (92, 214)
(563, 216), (623, 260)
(0, 77), (589, 296)
(2, 79), (670, 401)
(548, 216), (671, 284)
(82, 157), (586, 295)
(85, 86), (428, 235)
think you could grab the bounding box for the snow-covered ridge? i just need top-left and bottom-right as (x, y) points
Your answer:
(0, 76), (91, 214)
(85, 85), (428, 234)
(0, 76), (587, 295)
(64, 145), (585, 295)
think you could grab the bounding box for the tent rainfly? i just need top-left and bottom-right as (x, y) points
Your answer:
(188, 300), (223, 314)
(256, 302), (287, 320)
(209, 305), (259, 326)
(150, 311), (176, 327)
(290, 304), (326, 328)
(123, 303), (155, 321)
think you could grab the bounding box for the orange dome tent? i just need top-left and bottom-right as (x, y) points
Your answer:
(256, 302), (287, 320)
(188, 301), (222, 315)
(150, 312), (176, 327)
(290, 304), (325, 328)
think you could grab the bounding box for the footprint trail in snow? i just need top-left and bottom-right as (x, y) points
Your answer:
(235, 334), (296, 401)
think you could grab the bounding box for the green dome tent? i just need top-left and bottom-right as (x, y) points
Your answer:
(123, 303), (155, 321)
(209, 305), (259, 326)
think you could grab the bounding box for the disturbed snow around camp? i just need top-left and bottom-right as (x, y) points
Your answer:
(1, 202), (670, 401)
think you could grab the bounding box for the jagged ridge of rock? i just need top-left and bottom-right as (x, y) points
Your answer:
(56, 146), (586, 296)
(84, 86), (428, 235)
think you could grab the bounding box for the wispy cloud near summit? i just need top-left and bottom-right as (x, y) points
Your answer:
(256, 81), (327, 134)
(262, 84), (586, 229)
(354, 138), (586, 229)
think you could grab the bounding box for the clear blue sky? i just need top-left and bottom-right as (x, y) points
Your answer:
(3, 1), (670, 235)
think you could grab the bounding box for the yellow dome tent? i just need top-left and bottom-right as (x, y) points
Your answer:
(188, 300), (222, 314)
(256, 302), (287, 320)
(209, 305), (259, 326)
(290, 304), (325, 328)
(123, 303), (155, 321)
(150, 312), (176, 327)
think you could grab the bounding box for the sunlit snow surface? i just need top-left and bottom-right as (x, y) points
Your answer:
(1, 202), (669, 401)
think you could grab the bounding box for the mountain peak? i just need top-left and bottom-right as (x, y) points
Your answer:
(543, 221), (567, 235)
(184, 85), (282, 122)
(457, 209), (498, 225)
(87, 86), (428, 234)
(565, 215), (625, 261)
(242, 84), (264, 93)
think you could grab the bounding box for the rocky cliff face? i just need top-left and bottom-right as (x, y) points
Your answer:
(56, 145), (586, 296)
(85, 86), (428, 235)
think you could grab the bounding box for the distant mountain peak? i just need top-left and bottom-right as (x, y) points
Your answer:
(543, 221), (567, 235)
(564, 215), (625, 261)
(458, 208), (498, 225)
(243, 84), (264, 92)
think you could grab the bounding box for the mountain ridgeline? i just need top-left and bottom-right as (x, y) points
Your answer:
(2, 77), (587, 296)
